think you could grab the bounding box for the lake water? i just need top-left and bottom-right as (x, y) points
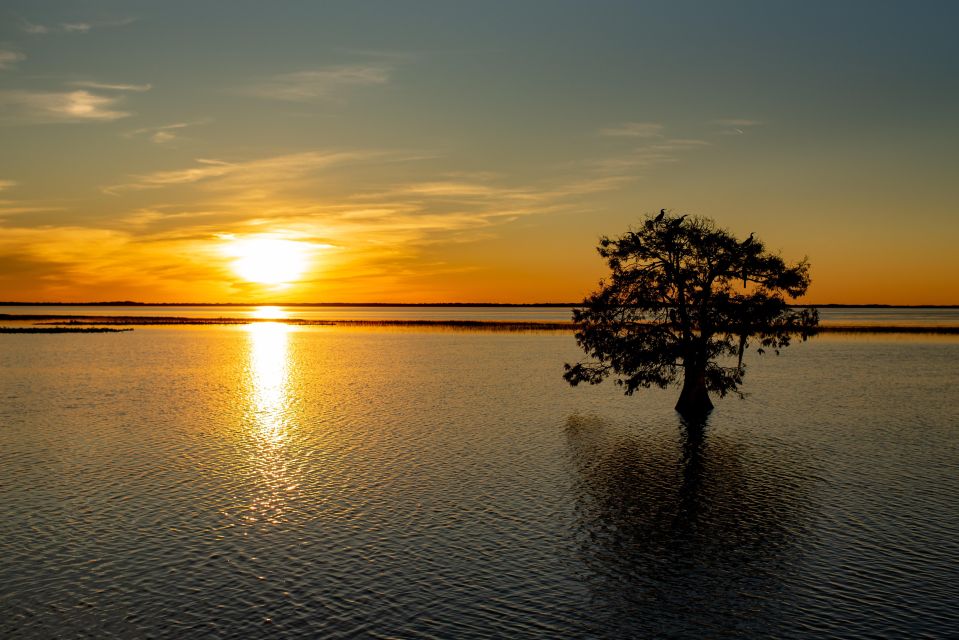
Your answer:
(1, 325), (957, 638)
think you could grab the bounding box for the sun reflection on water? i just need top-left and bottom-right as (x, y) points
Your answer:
(245, 322), (299, 524)
(250, 305), (289, 321)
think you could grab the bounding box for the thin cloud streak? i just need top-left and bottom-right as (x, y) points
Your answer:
(20, 17), (136, 35)
(70, 81), (152, 92)
(0, 89), (131, 122)
(239, 65), (391, 102)
(0, 50), (26, 70)
(591, 125), (712, 174)
(20, 21), (50, 35)
(125, 120), (208, 144)
(714, 118), (763, 127)
(103, 151), (379, 193)
(600, 122), (664, 138)
(714, 118), (763, 135)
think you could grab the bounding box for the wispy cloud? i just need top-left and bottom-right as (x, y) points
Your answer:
(0, 49), (26, 70)
(0, 180), (16, 192)
(0, 201), (65, 218)
(70, 81), (152, 92)
(0, 89), (131, 122)
(3, 143), (645, 300)
(596, 121), (719, 176)
(599, 122), (664, 138)
(590, 133), (710, 175)
(401, 182), (511, 198)
(21, 21), (50, 35)
(240, 65), (391, 102)
(715, 118), (763, 127)
(125, 120), (208, 145)
(103, 151), (377, 194)
(647, 138), (710, 151)
(714, 118), (763, 135)
(21, 17), (135, 35)
(105, 159), (235, 193)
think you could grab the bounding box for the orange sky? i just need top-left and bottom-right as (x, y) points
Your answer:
(1, 2), (957, 304)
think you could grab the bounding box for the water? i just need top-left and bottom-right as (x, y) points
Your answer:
(1, 326), (957, 638)
(2, 305), (958, 326)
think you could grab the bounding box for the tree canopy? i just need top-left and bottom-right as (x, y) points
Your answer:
(564, 211), (819, 416)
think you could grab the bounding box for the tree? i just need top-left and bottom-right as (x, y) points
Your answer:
(563, 211), (819, 416)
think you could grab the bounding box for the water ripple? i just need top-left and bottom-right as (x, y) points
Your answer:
(1, 328), (957, 637)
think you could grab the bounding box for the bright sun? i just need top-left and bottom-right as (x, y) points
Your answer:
(226, 237), (311, 285)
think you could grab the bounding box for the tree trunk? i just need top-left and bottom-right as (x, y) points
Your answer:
(675, 363), (713, 417)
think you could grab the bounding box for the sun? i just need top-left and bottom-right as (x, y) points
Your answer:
(225, 237), (312, 285)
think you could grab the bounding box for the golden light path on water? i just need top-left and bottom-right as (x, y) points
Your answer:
(245, 322), (299, 525)
(250, 305), (289, 320)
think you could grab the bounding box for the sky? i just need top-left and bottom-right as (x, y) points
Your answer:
(1, 0), (957, 304)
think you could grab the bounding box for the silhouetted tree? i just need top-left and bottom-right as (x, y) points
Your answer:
(564, 212), (818, 416)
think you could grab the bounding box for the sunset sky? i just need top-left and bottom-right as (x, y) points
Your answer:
(1, 1), (957, 304)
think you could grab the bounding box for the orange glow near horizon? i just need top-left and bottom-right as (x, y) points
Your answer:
(250, 305), (289, 320)
(1, 5), (957, 307)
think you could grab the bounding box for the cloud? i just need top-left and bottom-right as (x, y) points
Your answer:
(0, 89), (131, 122)
(0, 203), (65, 219)
(0, 223), (225, 300)
(599, 122), (664, 138)
(401, 182), (508, 198)
(714, 118), (762, 127)
(125, 120), (207, 145)
(2, 142), (649, 300)
(70, 81), (152, 92)
(240, 65), (390, 102)
(20, 21), (50, 34)
(105, 159), (235, 193)
(0, 49), (26, 70)
(646, 138), (710, 151)
(0, 180), (16, 192)
(21, 17), (135, 35)
(714, 118), (763, 135)
(589, 130), (711, 174)
(150, 131), (175, 144)
(103, 151), (376, 193)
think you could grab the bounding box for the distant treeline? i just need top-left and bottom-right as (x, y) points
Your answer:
(0, 327), (133, 333)
(2, 315), (958, 335)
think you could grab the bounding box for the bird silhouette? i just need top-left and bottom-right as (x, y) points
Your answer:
(669, 214), (687, 228)
(655, 209), (665, 222)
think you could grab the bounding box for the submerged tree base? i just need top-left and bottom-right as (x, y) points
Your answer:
(675, 367), (714, 417)
(675, 393), (714, 418)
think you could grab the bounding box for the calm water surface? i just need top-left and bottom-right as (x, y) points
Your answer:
(1, 326), (957, 638)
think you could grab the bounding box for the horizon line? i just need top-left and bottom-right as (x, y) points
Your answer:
(1, 301), (958, 309)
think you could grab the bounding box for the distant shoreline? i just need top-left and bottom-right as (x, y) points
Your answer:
(2, 315), (958, 335)
(0, 326), (133, 334)
(1, 302), (957, 309)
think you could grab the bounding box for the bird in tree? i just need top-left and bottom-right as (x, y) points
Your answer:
(563, 211), (819, 417)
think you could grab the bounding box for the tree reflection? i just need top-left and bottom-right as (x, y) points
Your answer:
(566, 414), (813, 636)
